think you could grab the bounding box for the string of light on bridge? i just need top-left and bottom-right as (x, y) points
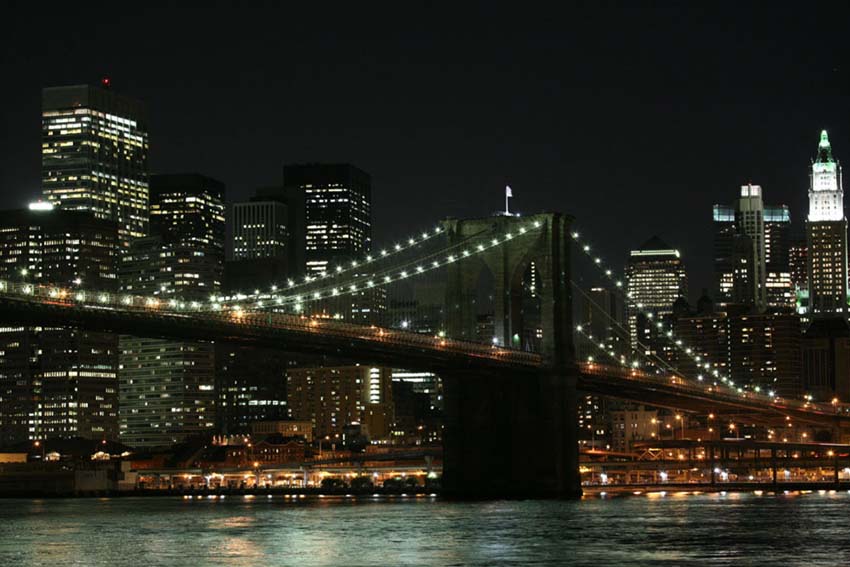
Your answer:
(569, 228), (781, 402)
(249, 223), (449, 296)
(216, 220), (547, 313)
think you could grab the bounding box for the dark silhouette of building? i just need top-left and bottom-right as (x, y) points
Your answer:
(802, 318), (850, 402)
(0, 207), (119, 444)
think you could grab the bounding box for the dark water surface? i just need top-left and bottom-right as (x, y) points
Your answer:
(2, 492), (849, 566)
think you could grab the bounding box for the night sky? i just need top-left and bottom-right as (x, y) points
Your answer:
(2, 2), (849, 294)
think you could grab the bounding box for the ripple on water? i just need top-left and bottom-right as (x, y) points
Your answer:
(2, 494), (850, 566)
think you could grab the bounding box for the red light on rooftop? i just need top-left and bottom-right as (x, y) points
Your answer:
(101, 77), (112, 88)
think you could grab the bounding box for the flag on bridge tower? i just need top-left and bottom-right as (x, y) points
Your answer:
(505, 185), (513, 215)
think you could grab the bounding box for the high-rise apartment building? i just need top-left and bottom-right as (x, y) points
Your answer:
(0, 206), (119, 444)
(286, 365), (393, 441)
(626, 237), (687, 352)
(42, 82), (149, 247)
(806, 130), (848, 316)
(119, 174), (225, 447)
(713, 185), (792, 312)
(283, 164), (371, 276)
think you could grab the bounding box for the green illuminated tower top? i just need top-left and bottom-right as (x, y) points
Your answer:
(816, 129), (834, 164)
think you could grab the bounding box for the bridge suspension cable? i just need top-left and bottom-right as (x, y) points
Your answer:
(262, 223), (448, 293)
(570, 227), (783, 402)
(221, 220), (546, 314)
(572, 281), (684, 376)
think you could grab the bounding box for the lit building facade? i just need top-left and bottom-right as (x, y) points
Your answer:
(215, 345), (291, 434)
(789, 240), (808, 306)
(806, 130), (848, 316)
(713, 185), (791, 312)
(42, 83), (149, 247)
(226, 189), (291, 293)
(626, 236), (687, 353)
(0, 207), (119, 444)
(283, 164), (371, 276)
(610, 405), (658, 453)
(118, 174), (225, 447)
(676, 306), (802, 398)
(286, 366), (393, 441)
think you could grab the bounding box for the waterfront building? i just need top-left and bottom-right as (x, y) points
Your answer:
(250, 420), (313, 442)
(42, 81), (149, 247)
(0, 206), (119, 444)
(610, 405), (658, 453)
(118, 174), (225, 447)
(286, 366), (393, 441)
(806, 130), (848, 316)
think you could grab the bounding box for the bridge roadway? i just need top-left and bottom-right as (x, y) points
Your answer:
(0, 281), (847, 427)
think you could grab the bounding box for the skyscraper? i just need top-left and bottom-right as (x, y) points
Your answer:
(119, 174), (225, 447)
(713, 185), (792, 312)
(226, 189), (290, 293)
(0, 206), (119, 444)
(283, 164), (371, 276)
(806, 130), (848, 316)
(626, 237), (687, 352)
(42, 82), (149, 247)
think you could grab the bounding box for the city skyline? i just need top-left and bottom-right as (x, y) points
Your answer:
(2, 3), (849, 295)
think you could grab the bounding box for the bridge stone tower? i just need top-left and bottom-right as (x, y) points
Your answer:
(441, 212), (580, 498)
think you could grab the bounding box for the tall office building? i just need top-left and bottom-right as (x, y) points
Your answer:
(226, 188), (291, 293)
(626, 237), (687, 352)
(806, 130), (848, 316)
(713, 185), (792, 311)
(283, 164), (371, 276)
(42, 82), (149, 247)
(0, 206), (119, 444)
(119, 174), (225, 447)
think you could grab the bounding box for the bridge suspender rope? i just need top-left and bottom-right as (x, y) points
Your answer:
(569, 226), (798, 407)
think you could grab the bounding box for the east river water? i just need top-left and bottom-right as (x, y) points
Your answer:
(2, 492), (850, 566)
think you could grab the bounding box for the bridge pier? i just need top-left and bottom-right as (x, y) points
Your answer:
(442, 368), (581, 499)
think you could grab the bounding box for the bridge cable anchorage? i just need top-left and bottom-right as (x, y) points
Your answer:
(569, 227), (800, 407)
(218, 220), (546, 314)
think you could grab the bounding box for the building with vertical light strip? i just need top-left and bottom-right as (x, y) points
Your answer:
(286, 365), (393, 441)
(806, 130), (848, 316)
(42, 82), (149, 247)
